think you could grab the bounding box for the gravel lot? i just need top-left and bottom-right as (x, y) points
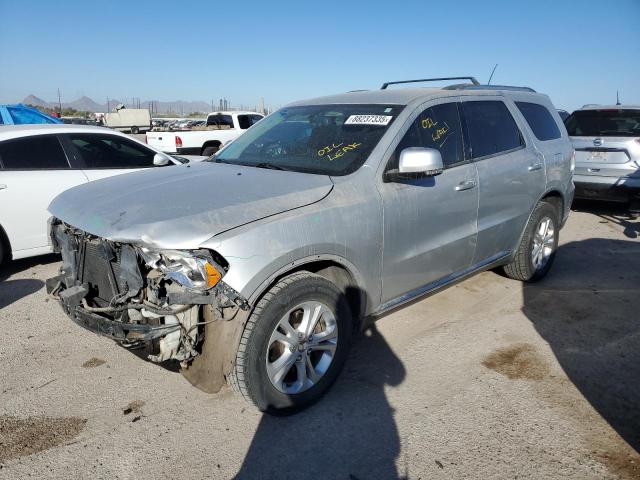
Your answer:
(0, 202), (638, 480)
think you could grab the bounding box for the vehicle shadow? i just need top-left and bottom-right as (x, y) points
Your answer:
(0, 279), (44, 309)
(0, 253), (59, 282)
(572, 199), (639, 239)
(522, 238), (640, 452)
(235, 309), (406, 479)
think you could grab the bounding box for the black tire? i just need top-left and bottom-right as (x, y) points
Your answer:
(229, 271), (352, 413)
(503, 201), (559, 282)
(0, 241), (4, 266)
(202, 144), (219, 156)
(130, 126), (139, 134)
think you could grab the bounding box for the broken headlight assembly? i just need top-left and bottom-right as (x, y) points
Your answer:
(138, 248), (223, 290)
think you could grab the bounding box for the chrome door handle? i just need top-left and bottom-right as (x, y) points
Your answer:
(587, 168), (600, 173)
(0, 184), (6, 190)
(528, 163), (543, 172)
(455, 180), (476, 191)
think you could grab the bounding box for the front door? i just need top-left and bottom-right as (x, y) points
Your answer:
(379, 99), (479, 304)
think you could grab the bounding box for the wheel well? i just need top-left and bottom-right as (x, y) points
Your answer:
(201, 141), (222, 153)
(541, 191), (564, 219)
(0, 224), (11, 263)
(256, 260), (365, 330)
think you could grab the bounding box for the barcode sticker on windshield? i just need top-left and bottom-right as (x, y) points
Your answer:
(344, 115), (393, 126)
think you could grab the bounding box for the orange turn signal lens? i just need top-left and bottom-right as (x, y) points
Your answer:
(204, 262), (222, 288)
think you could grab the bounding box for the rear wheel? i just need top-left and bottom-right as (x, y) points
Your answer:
(202, 144), (220, 156)
(229, 272), (352, 413)
(130, 126), (139, 134)
(503, 201), (559, 282)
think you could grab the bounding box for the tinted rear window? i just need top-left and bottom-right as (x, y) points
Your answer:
(565, 109), (640, 137)
(207, 114), (234, 128)
(515, 102), (561, 141)
(0, 135), (69, 169)
(462, 101), (524, 159)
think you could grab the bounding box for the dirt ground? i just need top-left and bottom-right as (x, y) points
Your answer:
(0, 201), (638, 479)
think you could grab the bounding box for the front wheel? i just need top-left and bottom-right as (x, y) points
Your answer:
(503, 201), (559, 282)
(229, 272), (352, 413)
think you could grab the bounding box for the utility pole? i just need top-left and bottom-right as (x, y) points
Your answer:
(260, 97), (265, 115)
(616, 91), (621, 106)
(57, 88), (62, 115)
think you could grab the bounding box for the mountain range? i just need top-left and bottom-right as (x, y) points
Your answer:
(21, 94), (216, 114)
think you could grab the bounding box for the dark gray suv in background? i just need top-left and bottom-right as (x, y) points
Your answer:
(47, 77), (574, 412)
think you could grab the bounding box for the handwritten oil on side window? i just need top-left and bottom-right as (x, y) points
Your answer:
(388, 102), (464, 173)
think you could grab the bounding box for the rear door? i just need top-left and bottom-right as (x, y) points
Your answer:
(62, 132), (160, 181)
(513, 99), (572, 188)
(461, 98), (545, 263)
(0, 134), (88, 254)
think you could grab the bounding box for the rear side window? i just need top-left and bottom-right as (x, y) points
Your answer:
(462, 101), (524, 159)
(207, 114), (234, 128)
(391, 102), (465, 169)
(0, 135), (69, 170)
(237, 114), (263, 129)
(515, 102), (561, 141)
(67, 133), (156, 168)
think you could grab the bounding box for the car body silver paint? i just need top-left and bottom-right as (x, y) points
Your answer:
(49, 87), (574, 318)
(48, 161), (333, 249)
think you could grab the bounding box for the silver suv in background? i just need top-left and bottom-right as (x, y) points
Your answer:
(565, 105), (640, 211)
(47, 77), (574, 413)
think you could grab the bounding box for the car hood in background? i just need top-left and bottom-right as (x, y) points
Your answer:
(48, 162), (333, 249)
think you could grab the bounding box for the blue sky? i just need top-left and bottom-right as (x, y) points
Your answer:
(1, 0), (638, 112)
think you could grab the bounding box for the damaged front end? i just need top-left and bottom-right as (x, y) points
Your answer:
(46, 219), (249, 366)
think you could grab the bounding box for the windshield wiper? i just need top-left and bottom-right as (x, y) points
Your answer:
(254, 162), (289, 171)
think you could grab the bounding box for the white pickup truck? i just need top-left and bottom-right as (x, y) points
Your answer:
(146, 111), (264, 156)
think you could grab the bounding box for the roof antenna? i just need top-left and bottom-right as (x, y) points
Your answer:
(616, 90), (621, 105)
(487, 64), (498, 85)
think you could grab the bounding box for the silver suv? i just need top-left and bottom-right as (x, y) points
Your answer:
(47, 77), (574, 412)
(565, 105), (640, 210)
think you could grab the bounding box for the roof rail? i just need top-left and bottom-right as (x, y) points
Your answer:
(444, 84), (536, 93)
(380, 76), (479, 90)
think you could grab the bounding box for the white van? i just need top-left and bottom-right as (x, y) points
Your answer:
(104, 107), (151, 134)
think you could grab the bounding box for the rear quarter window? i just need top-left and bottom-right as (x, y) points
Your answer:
(515, 102), (562, 141)
(0, 135), (69, 170)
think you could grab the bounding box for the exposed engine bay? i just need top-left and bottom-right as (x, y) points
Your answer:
(46, 219), (249, 366)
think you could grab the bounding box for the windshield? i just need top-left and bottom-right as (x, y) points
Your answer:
(565, 109), (640, 137)
(211, 104), (404, 175)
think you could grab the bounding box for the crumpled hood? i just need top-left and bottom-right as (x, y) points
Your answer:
(48, 162), (333, 249)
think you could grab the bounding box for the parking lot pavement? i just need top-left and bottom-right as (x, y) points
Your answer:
(0, 204), (638, 480)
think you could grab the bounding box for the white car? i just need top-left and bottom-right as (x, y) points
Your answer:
(0, 124), (201, 263)
(146, 111), (264, 156)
